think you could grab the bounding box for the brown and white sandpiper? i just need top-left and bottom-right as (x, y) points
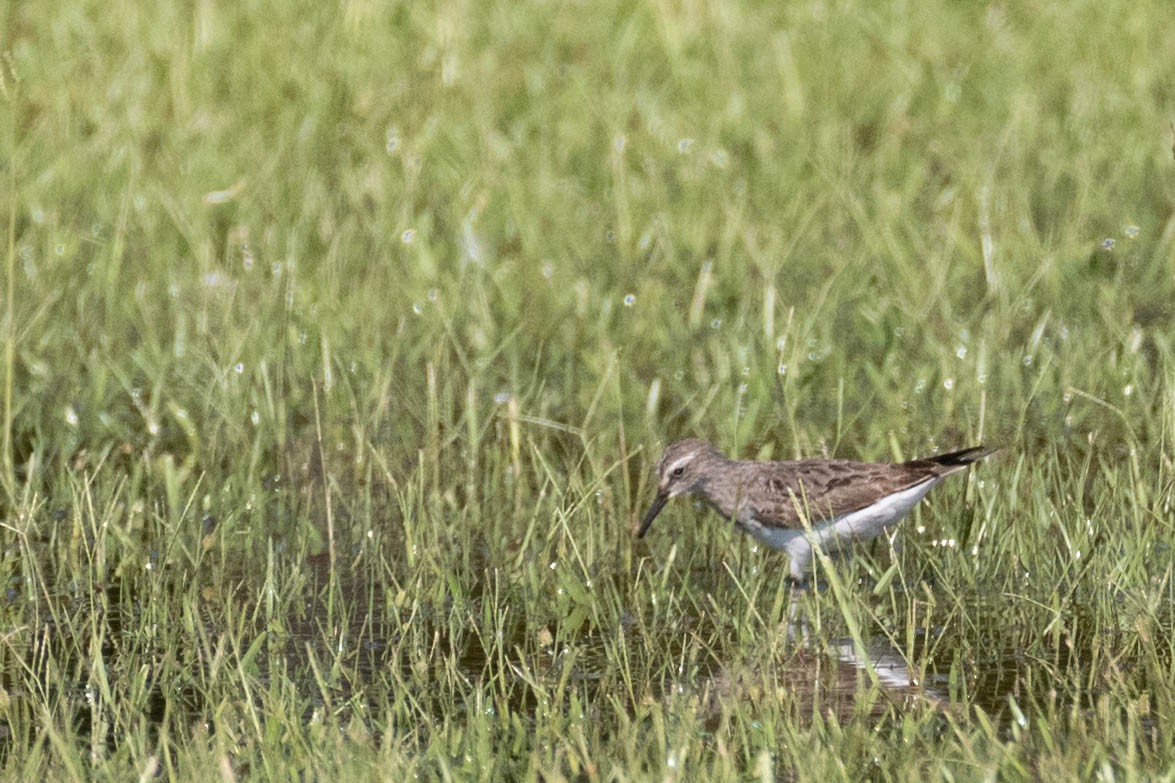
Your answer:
(638, 439), (993, 582)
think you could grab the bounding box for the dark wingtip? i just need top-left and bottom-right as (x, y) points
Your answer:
(926, 444), (997, 467)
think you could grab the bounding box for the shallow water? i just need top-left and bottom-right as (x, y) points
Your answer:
(0, 555), (1156, 759)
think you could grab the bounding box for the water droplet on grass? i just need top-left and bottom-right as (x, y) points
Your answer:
(234, 363), (244, 374)
(623, 294), (634, 306)
(1101, 238), (1115, 250)
(1125, 225), (1139, 239)
(401, 229), (416, 244)
(710, 318), (722, 329)
(777, 364), (787, 375)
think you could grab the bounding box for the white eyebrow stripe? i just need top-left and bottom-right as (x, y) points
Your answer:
(664, 453), (696, 475)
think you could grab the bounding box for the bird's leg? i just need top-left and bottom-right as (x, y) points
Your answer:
(785, 575), (811, 646)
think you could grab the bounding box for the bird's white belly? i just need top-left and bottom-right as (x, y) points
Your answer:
(740, 477), (942, 580)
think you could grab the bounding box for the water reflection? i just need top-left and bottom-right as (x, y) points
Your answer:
(695, 636), (942, 725)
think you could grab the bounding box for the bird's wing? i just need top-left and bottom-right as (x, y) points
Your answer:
(746, 460), (936, 529)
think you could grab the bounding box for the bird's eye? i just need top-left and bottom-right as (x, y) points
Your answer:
(672, 467), (685, 477)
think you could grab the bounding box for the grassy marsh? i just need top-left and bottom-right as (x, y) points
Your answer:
(3, 0), (1175, 779)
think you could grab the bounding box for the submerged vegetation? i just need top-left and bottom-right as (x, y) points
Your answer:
(2, 0), (1175, 779)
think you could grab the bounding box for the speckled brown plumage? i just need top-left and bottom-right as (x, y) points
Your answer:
(638, 438), (994, 581)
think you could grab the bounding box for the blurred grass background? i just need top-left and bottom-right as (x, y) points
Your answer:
(2, 0), (1175, 779)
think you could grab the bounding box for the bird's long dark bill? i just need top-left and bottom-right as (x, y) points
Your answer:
(637, 494), (668, 538)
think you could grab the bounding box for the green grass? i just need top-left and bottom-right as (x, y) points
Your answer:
(2, 0), (1175, 779)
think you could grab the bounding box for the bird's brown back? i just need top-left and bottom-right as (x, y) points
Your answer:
(699, 447), (988, 529)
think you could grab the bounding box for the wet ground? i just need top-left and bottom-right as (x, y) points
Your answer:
(1, 550), (1156, 765)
